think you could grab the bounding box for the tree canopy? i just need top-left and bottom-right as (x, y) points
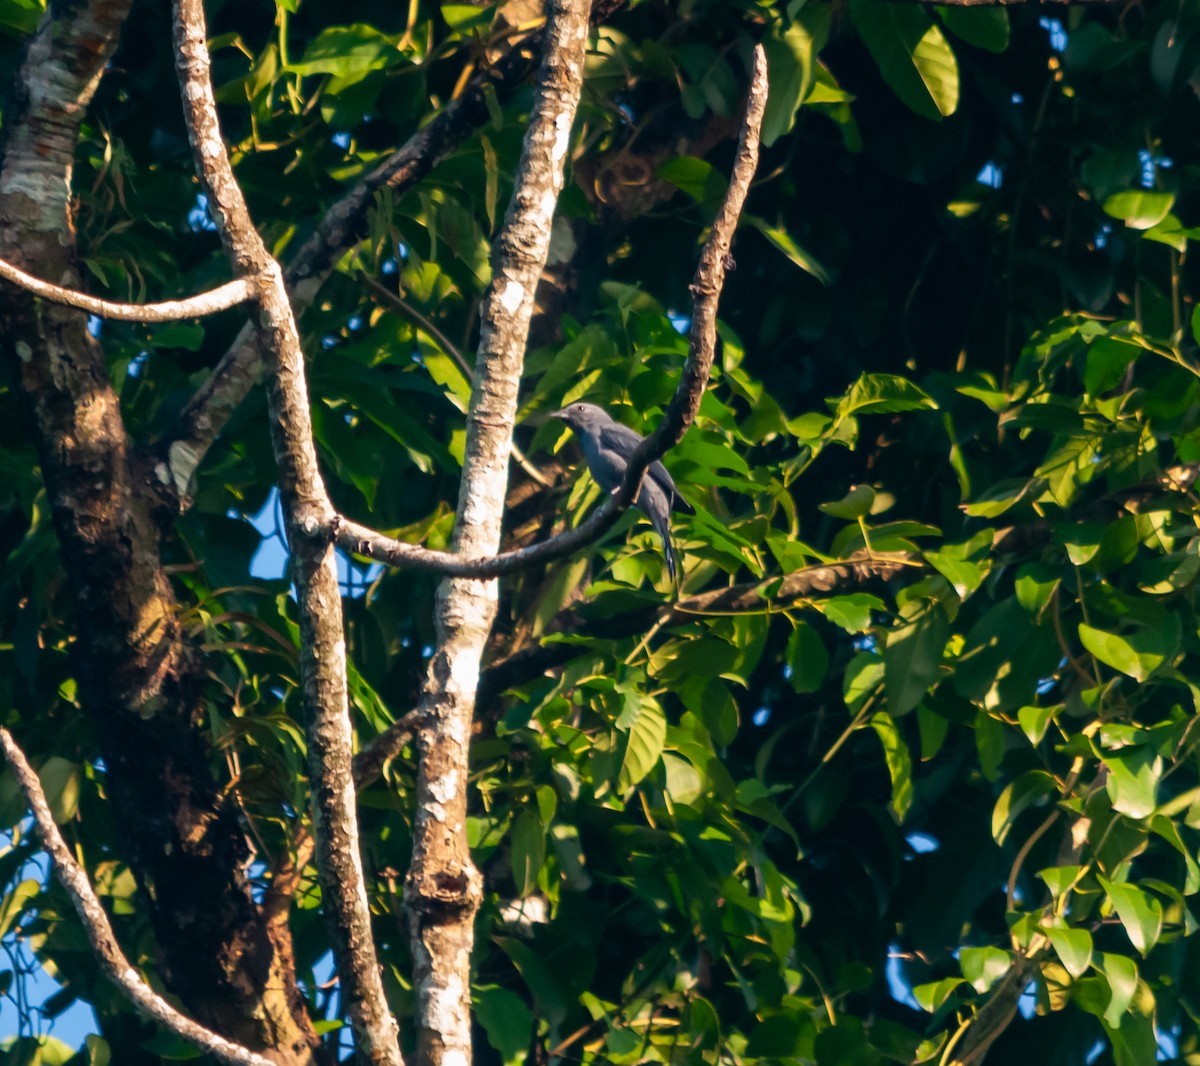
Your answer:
(3, 0), (1200, 1065)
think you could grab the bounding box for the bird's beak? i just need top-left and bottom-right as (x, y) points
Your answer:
(548, 408), (568, 421)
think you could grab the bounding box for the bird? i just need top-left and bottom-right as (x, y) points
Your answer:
(549, 402), (694, 583)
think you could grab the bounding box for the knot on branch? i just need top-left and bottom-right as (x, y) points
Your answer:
(331, 515), (377, 559)
(404, 864), (483, 923)
(302, 509), (337, 545)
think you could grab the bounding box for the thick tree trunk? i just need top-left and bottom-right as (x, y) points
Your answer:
(0, 3), (320, 1060)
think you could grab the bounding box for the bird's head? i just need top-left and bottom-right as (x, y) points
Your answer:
(548, 402), (610, 432)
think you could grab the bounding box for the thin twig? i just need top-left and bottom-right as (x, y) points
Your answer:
(0, 728), (272, 1066)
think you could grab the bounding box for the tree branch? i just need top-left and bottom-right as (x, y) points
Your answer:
(163, 1), (626, 504)
(171, 3), (402, 1064)
(0, 729), (273, 1066)
(478, 553), (915, 704)
(354, 708), (423, 790)
(401, 3), (591, 1064)
(0, 258), (255, 320)
(328, 45), (769, 581)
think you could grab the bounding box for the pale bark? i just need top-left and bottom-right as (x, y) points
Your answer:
(0, 258), (254, 319)
(0, 729), (273, 1066)
(171, 1), (403, 1063)
(400, 4), (589, 1065)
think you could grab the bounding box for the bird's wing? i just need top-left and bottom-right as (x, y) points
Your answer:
(598, 422), (694, 514)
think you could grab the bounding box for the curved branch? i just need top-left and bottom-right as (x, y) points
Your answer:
(0, 729), (272, 1066)
(0, 258), (255, 320)
(171, 2), (403, 1064)
(329, 45), (770, 580)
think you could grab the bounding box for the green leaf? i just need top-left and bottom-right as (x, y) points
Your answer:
(1098, 877), (1163, 956)
(0, 0), (43, 36)
(819, 484), (877, 520)
(917, 704), (949, 760)
(851, 0), (959, 120)
(744, 214), (831, 283)
(761, 9), (832, 146)
(833, 373), (937, 419)
(936, 6), (1009, 52)
(1045, 923), (1093, 979)
(1085, 335), (1143, 395)
(510, 810), (544, 898)
(1101, 743), (1162, 820)
(288, 24), (400, 79)
(1102, 190), (1175, 230)
(497, 938), (571, 1023)
(870, 711), (913, 821)
(474, 985), (533, 1066)
(912, 976), (964, 1012)
(480, 135), (499, 233)
(1017, 704), (1056, 746)
(745, 1014), (812, 1057)
(1094, 953), (1138, 1027)
(925, 548), (984, 597)
(0, 879), (38, 938)
(955, 599), (1061, 713)
(786, 620), (829, 693)
(962, 477), (1045, 518)
(959, 946), (1011, 992)
(441, 3), (495, 31)
(657, 156), (725, 205)
(616, 692), (666, 792)
(844, 652), (885, 711)
(819, 593), (885, 632)
(991, 770), (1056, 846)
(1079, 623), (1173, 682)
(1150, 815), (1200, 894)
(150, 322), (205, 351)
(38, 756), (79, 823)
(1038, 865), (1083, 900)
(883, 606), (949, 715)
(1103, 1012), (1158, 1066)
(662, 752), (703, 805)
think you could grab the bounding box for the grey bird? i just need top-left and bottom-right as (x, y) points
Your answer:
(549, 402), (695, 582)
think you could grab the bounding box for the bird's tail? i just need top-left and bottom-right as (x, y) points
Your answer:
(652, 513), (679, 585)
